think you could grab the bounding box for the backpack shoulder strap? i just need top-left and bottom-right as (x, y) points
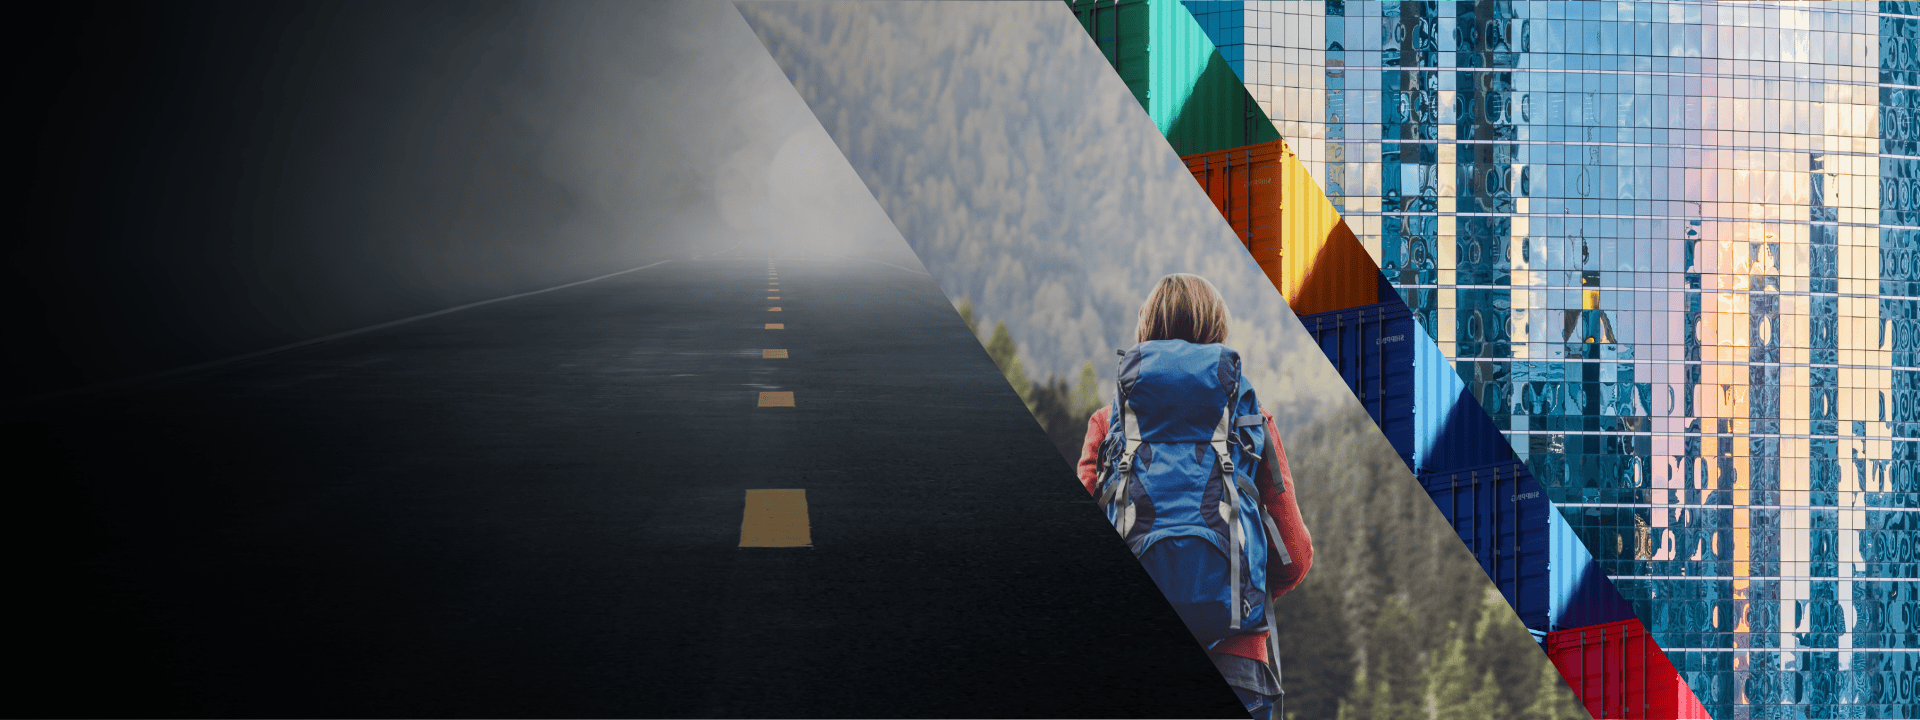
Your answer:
(1253, 416), (1293, 567)
(1097, 396), (1146, 537)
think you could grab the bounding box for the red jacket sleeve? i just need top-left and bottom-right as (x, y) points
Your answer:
(1257, 410), (1312, 599)
(1076, 406), (1110, 497)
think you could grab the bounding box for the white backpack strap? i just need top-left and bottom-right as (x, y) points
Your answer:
(1100, 400), (1145, 538)
(1121, 400), (1144, 467)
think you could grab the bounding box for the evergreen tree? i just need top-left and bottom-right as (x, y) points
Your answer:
(1026, 374), (1080, 461)
(1522, 655), (1588, 720)
(1462, 670), (1512, 720)
(972, 320), (1099, 462)
(956, 299), (978, 338)
(984, 321), (1033, 403)
(1334, 661), (1370, 720)
(1462, 588), (1561, 718)
(1365, 597), (1426, 720)
(1424, 620), (1473, 720)
(1364, 675), (1396, 720)
(1072, 360), (1102, 417)
(1272, 574), (1355, 720)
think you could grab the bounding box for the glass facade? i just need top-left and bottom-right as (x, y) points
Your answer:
(1192, 1), (1920, 717)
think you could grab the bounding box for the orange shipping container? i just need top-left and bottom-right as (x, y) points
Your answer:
(1182, 140), (1379, 316)
(1184, 140), (1283, 277)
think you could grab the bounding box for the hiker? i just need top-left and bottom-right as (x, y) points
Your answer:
(1075, 273), (1312, 720)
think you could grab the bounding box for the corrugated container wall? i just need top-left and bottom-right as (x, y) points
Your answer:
(1409, 322), (1518, 475)
(1303, 298), (1642, 635)
(1182, 141), (1378, 317)
(1183, 140), (1283, 286)
(1546, 619), (1711, 720)
(1276, 149), (1375, 315)
(1547, 508), (1639, 631)
(1295, 296), (1518, 478)
(1417, 461), (1553, 631)
(1298, 300), (1417, 470)
(1066, 0), (1278, 156)
(1300, 293), (1556, 480)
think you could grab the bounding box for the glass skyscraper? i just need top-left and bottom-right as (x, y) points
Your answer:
(1185, 1), (1920, 717)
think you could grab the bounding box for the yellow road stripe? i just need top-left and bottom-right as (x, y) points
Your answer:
(758, 391), (794, 407)
(768, 296), (780, 300)
(763, 349), (787, 359)
(768, 307), (782, 312)
(765, 323), (784, 329)
(739, 489), (812, 548)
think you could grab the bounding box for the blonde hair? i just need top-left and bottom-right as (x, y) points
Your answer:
(1136, 273), (1230, 345)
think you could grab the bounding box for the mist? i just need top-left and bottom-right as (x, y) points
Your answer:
(11, 0), (906, 402)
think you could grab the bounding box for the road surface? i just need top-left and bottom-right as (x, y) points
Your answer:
(10, 246), (1247, 718)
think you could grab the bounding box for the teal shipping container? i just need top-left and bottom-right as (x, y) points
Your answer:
(1064, 0), (1279, 156)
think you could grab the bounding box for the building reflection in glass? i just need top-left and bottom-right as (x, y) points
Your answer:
(1192, 1), (1920, 717)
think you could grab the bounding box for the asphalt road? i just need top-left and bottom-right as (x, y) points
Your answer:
(9, 247), (1247, 718)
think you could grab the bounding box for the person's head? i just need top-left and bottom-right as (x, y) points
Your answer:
(1136, 273), (1230, 345)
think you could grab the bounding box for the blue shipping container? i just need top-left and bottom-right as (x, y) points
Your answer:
(1418, 460), (1641, 634)
(1297, 299), (1416, 471)
(1417, 460), (1553, 631)
(1297, 292), (1512, 476)
(1302, 291), (1639, 634)
(1549, 508), (1640, 631)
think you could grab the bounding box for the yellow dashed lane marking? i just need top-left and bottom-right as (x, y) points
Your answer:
(744, 273), (802, 545)
(739, 489), (812, 548)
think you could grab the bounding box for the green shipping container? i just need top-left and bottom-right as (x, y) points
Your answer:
(1065, 0), (1279, 156)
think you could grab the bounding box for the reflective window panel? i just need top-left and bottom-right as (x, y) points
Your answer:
(1210, 1), (1920, 717)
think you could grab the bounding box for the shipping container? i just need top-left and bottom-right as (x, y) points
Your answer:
(1417, 461), (1639, 634)
(1182, 140), (1379, 316)
(1065, 0), (1280, 156)
(1297, 299), (1416, 470)
(1184, 140), (1281, 266)
(1308, 299), (1639, 633)
(1297, 296), (1513, 476)
(1417, 461), (1553, 631)
(1548, 508), (1640, 630)
(1276, 150), (1376, 316)
(1547, 619), (1711, 719)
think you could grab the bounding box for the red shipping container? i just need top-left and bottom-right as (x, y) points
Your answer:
(1545, 619), (1710, 719)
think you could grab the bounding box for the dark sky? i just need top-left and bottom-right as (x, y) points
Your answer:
(11, 0), (903, 402)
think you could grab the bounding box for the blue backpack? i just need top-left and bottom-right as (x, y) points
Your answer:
(1094, 340), (1292, 644)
